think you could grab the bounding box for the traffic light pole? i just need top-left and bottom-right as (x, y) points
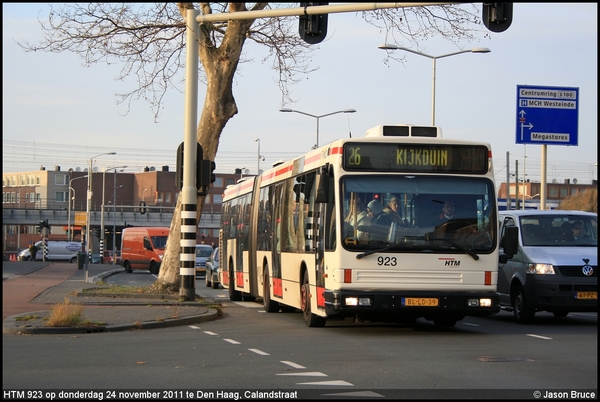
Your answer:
(179, 8), (200, 302)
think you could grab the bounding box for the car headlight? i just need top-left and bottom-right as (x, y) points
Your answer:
(526, 263), (555, 274)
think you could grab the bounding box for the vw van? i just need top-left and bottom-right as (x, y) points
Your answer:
(120, 227), (169, 274)
(498, 210), (597, 323)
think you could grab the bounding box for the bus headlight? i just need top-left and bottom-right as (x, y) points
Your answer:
(468, 298), (493, 307)
(526, 264), (555, 274)
(345, 297), (372, 307)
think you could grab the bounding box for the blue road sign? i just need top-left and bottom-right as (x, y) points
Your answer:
(516, 85), (579, 146)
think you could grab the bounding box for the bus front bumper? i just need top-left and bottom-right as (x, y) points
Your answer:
(323, 290), (500, 318)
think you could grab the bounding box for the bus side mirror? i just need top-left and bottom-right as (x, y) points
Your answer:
(499, 226), (519, 263)
(315, 173), (329, 203)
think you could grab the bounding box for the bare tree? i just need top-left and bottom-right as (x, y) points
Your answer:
(19, 2), (483, 291)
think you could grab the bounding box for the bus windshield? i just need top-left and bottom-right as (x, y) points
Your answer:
(341, 175), (496, 253)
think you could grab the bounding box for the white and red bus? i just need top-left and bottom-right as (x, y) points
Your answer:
(219, 124), (500, 327)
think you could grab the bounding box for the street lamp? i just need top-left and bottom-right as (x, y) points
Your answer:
(378, 44), (490, 125)
(113, 181), (124, 266)
(255, 138), (265, 175)
(101, 166), (127, 264)
(85, 152), (116, 280)
(279, 108), (356, 149)
(68, 175), (88, 242)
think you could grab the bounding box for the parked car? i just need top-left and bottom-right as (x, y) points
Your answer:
(205, 247), (220, 289)
(195, 244), (213, 278)
(498, 210), (597, 323)
(102, 250), (121, 264)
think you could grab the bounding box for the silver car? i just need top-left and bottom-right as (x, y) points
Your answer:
(205, 247), (220, 289)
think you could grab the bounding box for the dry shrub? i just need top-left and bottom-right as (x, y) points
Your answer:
(46, 297), (84, 327)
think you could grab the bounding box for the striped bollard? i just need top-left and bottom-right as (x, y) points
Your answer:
(180, 203), (197, 301)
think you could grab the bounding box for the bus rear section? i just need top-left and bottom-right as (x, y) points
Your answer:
(220, 125), (501, 327)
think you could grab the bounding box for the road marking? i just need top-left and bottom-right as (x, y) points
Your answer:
(297, 380), (353, 386)
(224, 338), (240, 344)
(281, 361), (306, 369)
(203, 331), (219, 336)
(462, 322), (480, 327)
(323, 391), (384, 398)
(249, 348), (269, 356)
(189, 325), (201, 329)
(277, 372), (327, 377)
(526, 334), (552, 340)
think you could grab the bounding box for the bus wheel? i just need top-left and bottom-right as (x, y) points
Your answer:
(124, 261), (132, 273)
(301, 273), (326, 328)
(149, 261), (159, 275)
(263, 271), (280, 313)
(513, 285), (535, 324)
(228, 263), (242, 301)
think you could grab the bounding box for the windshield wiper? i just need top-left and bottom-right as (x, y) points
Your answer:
(436, 238), (479, 260)
(356, 244), (404, 259)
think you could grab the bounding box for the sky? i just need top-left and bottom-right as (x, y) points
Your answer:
(3, 3), (598, 188)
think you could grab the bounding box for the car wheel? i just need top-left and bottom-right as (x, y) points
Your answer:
(301, 272), (326, 327)
(513, 285), (535, 324)
(149, 261), (159, 275)
(205, 269), (212, 288)
(263, 270), (280, 313)
(124, 261), (132, 273)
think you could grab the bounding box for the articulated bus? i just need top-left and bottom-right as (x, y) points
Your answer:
(220, 124), (501, 327)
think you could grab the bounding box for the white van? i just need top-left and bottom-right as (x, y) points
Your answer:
(498, 210), (597, 323)
(18, 240), (81, 263)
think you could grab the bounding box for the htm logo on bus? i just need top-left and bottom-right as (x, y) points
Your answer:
(439, 258), (461, 267)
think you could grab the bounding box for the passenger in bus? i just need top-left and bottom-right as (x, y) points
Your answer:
(367, 199), (393, 241)
(345, 198), (372, 241)
(437, 201), (455, 223)
(383, 196), (402, 224)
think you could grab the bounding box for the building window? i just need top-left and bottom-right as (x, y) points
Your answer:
(571, 188), (579, 196)
(560, 187), (568, 197)
(214, 177), (223, 187)
(548, 186), (558, 197)
(55, 191), (68, 202)
(213, 194), (222, 205)
(165, 192), (171, 203)
(158, 192), (163, 202)
(55, 174), (67, 186)
(226, 178), (235, 186)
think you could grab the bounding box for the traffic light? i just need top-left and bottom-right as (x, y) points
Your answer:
(482, 2), (513, 33)
(176, 141), (205, 191)
(38, 221), (44, 233)
(299, 2), (329, 44)
(139, 201), (147, 215)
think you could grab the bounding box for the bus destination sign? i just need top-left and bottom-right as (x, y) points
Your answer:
(343, 143), (489, 174)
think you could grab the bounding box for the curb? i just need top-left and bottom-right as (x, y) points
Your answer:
(3, 308), (220, 335)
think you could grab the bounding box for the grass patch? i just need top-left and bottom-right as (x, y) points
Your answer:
(46, 297), (86, 327)
(15, 314), (42, 321)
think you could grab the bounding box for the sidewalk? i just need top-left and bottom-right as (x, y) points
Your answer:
(2, 261), (219, 335)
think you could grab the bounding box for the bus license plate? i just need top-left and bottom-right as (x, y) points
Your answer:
(575, 292), (597, 300)
(402, 298), (439, 307)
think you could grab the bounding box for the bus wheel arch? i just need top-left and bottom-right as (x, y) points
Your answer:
(228, 258), (242, 301)
(263, 262), (280, 313)
(300, 269), (326, 327)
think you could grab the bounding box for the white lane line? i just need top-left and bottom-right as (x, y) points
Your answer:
(462, 322), (480, 327)
(281, 361), (306, 369)
(277, 372), (327, 377)
(249, 348), (270, 356)
(203, 331), (219, 336)
(189, 325), (201, 329)
(526, 334), (553, 340)
(297, 380), (353, 386)
(224, 338), (241, 344)
(323, 391), (384, 398)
